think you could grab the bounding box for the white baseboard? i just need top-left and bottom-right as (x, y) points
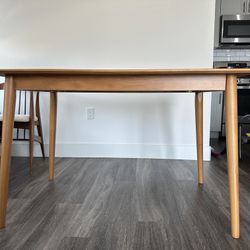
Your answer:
(11, 142), (211, 161)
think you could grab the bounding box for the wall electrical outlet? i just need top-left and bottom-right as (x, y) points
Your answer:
(86, 107), (95, 120)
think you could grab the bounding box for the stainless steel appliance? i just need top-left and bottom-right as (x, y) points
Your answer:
(236, 76), (250, 159)
(220, 15), (250, 45)
(216, 62), (250, 124)
(214, 62), (250, 159)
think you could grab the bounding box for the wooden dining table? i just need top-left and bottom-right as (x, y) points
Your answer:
(0, 68), (250, 239)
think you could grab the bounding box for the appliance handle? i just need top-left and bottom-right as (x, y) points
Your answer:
(243, 1), (246, 13)
(249, 1), (250, 13)
(237, 85), (250, 89)
(219, 93), (222, 104)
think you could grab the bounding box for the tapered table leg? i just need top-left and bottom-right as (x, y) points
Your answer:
(225, 74), (240, 239)
(49, 92), (57, 181)
(195, 92), (204, 184)
(0, 77), (16, 228)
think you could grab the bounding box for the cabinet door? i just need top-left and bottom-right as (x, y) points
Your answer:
(248, 0), (250, 13)
(221, 0), (246, 15)
(214, 0), (222, 48)
(210, 92), (223, 132)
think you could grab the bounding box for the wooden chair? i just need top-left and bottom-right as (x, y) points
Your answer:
(0, 83), (45, 174)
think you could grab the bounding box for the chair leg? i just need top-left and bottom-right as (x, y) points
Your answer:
(37, 123), (45, 158)
(36, 92), (45, 158)
(29, 125), (34, 176)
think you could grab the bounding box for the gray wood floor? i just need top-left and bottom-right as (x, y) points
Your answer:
(0, 143), (250, 249)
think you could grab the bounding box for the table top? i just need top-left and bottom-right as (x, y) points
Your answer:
(1, 68), (250, 76)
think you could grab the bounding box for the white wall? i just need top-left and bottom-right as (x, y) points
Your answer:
(0, 0), (215, 160)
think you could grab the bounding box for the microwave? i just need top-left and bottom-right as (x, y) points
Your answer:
(220, 15), (250, 44)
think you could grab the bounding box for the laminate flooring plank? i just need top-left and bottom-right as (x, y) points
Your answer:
(63, 158), (113, 204)
(0, 148), (250, 249)
(85, 180), (137, 250)
(165, 159), (233, 249)
(0, 158), (87, 249)
(18, 203), (82, 250)
(135, 159), (165, 222)
(8, 157), (47, 198)
(5, 198), (31, 225)
(133, 222), (167, 250)
(78, 159), (138, 250)
(167, 159), (249, 250)
(144, 159), (195, 250)
(0, 198), (31, 249)
(9, 158), (72, 199)
(65, 158), (120, 239)
(57, 237), (90, 250)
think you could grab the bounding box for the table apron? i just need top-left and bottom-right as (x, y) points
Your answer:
(13, 74), (226, 92)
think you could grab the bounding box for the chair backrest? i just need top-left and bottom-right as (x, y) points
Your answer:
(15, 90), (35, 140)
(0, 85), (41, 140)
(16, 90), (29, 115)
(0, 87), (33, 117)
